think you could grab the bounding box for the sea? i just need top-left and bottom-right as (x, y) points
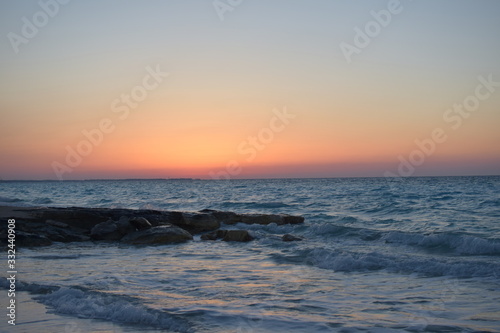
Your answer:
(0, 176), (499, 333)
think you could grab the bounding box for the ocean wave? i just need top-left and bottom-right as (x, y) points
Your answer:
(357, 202), (415, 216)
(479, 198), (500, 208)
(304, 220), (500, 256)
(306, 223), (350, 236)
(32, 197), (53, 204)
(276, 248), (500, 278)
(37, 287), (191, 332)
(219, 201), (293, 209)
(230, 222), (298, 235)
(383, 231), (500, 255)
(0, 280), (58, 295)
(0, 195), (23, 203)
(430, 194), (455, 201)
(29, 254), (92, 260)
(306, 222), (383, 242)
(0, 280), (191, 332)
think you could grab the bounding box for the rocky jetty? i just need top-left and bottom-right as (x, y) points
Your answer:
(0, 206), (304, 247)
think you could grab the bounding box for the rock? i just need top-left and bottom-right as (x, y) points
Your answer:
(62, 233), (90, 242)
(90, 219), (126, 241)
(282, 234), (303, 242)
(129, 217), (152, 230)
(178, 212), (220, 233)
(46, 220), (69, 228)
(40, 226), (90, 243)
(151, 211), (219, 233)
(33, 207), (110, 230)
(116, 216), (136, 234)
(200, 229), (228, 240)
(201, 229), (253, 242)
(16, 221), (47, 233)
(200, 209), (240, 224)
(282, 215), (305, 225)
(222, 230), (253, 242)
(121, 225), (193, 245)
(237, 214), (283, 225)
(200, 231), (219, 241)
(16, 231), (52, 247)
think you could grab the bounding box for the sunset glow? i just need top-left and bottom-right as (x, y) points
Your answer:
(1, 1), (499, 180)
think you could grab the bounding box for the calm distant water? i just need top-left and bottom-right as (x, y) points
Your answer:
(1, 177), (499, 332)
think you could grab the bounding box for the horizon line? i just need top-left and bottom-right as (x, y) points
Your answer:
(1, 174), (499, 182)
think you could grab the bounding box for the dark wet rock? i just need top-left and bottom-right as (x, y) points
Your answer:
(200, 229), (228, 241)
(178, 212), (220, 233)
(201, 229), (253, 242)
(200, 231), (219, 241)
(23, 207), (304, 230)
(237, 214), (283, 225)
(200, 209), (240, 224)
(39, 226), (90, 243)
(129, 217), (152, 230)
(223, 230), (253, 242)
(46, 220), (69, 228)
(31, 207), (110, 230)
(282, 234), (303, 242)
(90, 219), (126, 241)
(281, 215), (305, 225)
(123, 210), (168, 226)
(16, 231), (52, 247)
(25, 207), (167, 230)
(116, 216), (136, 235)
(121, 225), (193, 245)
(89, 220), (117, 240)
(16, 221), (48, 233)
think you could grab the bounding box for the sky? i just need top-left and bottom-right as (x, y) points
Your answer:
(0, 0), (499, 180)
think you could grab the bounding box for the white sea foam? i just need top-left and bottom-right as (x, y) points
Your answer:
(300, 247), (500, 278)
(37, 287), (191, 332)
